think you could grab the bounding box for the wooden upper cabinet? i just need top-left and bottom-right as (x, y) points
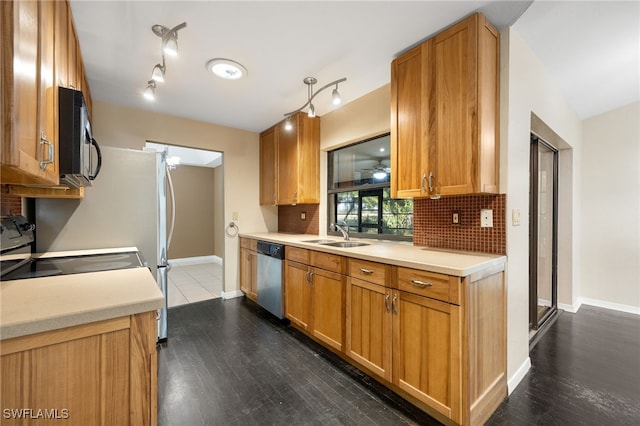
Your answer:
(1, 0), (92, 191)
(0, 0), (59, 186)
(391, 13), (499, 198)
(390, 42), (431, 198)
(259, 112), (320, 206)
(260, 127), (277, 205)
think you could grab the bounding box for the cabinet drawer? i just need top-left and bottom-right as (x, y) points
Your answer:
(286, 246), (309, 264)
(240, 237), (257, 251)
(349, 258), (389, 286)
(396, 268), (453, 303)
(310, 251), (346, 274)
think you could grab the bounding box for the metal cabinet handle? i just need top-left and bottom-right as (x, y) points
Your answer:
(427, 172), (435, 193)
(410, 279), (433, 288)
(421, 173), (428, 193)
(307, 270), (313, 284)
(40, 132), (54, 170)
(391, 294), (398, 315)
(384, 293), (391, 313)
(360, 268), (374, 275)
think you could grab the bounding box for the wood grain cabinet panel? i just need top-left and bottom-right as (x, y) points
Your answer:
(0, 312), (158, 426)
(346, 277), (392, 381)
(284, 260), (313, 331)
(391, 12), (499, 198)
(239, 237), (258, 301)
(259, 112), (320, 205)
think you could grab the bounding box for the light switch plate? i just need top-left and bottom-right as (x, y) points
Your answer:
(512, 209), (521, 226)
(481, 209), (493, 227)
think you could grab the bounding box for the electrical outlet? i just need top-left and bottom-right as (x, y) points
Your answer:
(512, 209), (521, 226)
(452, 211), (461, 225)
(300, 211), (306, 220)
(481, 209), (493, 227)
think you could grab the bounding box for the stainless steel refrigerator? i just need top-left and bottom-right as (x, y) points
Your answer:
(35, 146), (171, 341)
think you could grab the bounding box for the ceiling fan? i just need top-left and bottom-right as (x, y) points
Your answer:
(361, 160), (391, 179)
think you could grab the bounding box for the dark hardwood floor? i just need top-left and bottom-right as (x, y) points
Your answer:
(158, 298), (640, 426)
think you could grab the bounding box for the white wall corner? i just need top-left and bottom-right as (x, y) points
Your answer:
(508, 357), (532, 395)
(558, 298), (582, 314)
(221, 290), (244, 300)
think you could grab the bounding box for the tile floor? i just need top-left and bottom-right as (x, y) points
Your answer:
(167, 259), (222, 307)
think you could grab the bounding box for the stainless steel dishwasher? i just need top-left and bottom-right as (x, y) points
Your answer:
(256, 241), (285, 319)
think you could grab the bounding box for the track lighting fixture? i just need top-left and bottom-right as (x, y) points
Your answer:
(143, 22), (187, 100)
(152, 22), (187, 57)
(144, 80), (156, 101)
(284, 117), (293, 131)
(151, 58), (166, 83)
(283, 76), (346, 124)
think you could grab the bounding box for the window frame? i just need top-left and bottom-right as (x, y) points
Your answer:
(326, 133), (412, 242)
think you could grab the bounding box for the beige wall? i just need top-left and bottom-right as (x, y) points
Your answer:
(581, 102), (640, 310)
(502, 27), (583, 391)
(92, 101), (276, 296)
(167, 165), (217, 259)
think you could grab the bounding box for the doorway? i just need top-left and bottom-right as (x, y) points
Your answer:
(145, 142), (224, 308)
(529, 134), (558, 332)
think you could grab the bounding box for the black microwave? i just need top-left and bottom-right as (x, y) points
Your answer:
(58, 87), (102, 187)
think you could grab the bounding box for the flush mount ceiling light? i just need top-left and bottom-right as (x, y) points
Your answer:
(206, 58), (248, 80)
(284, 76), (346, 122)
(152, 22), (187, 57)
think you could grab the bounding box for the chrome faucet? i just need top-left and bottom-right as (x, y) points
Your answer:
(332, 220), (350, 241)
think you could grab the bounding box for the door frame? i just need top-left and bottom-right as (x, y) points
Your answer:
(529, 134), (559, 330)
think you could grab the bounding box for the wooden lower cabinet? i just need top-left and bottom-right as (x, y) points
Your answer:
(239, 238), (258, 301)
(393, 290), (461, 422)
(284, 249), (346, 353)
(346, 278), (392, 381)
(1, 312), (158, 426)
(345, 262), (506, 426)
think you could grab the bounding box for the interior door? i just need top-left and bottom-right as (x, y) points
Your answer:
(529, 134), (558, 330)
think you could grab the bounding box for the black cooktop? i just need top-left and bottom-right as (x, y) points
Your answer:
(1, 251), (145, 281)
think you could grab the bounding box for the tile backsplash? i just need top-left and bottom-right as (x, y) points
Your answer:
(1, 186), (22, 216)
(278, 204), (320, 235)
(413, 194), (506, 255)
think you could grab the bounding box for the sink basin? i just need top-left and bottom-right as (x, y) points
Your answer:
(301, 239), (336, 244)
(320, 241), (370, 248)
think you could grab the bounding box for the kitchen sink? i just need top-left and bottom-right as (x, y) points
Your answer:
(320, 241), (370, 248)
(301, 239), (336, 244)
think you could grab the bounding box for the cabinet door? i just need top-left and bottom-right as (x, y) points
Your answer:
(284, 261), (311, 330)
(390, 43), (431, 198)
(432, 16), (477, 196)
(296, 114), (320, 203)
(38, 0), (59, 183)
(310, 268), (345, 352)
(346, 278), (392, 381)
(239, 248), (257, 301)
(0, 1), (59, 185)
(259, 126), (277, 205)
(392, 290), (462, 422)
(276, 120), (299, 205)
(54, 0), (69, 88)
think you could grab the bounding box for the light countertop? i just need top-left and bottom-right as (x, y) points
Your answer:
(1, 266), (164, 341)
(240, 232), (506, 277)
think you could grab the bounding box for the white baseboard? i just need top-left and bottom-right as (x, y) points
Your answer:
(558, 300), (581, 313)
(169, 255), (222, 266)
(221, 290), (244, 300)
(579, 297), (640, 315)
(507, 357), (531, 395)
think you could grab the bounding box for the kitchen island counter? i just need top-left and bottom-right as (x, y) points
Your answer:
(239, 232), (505, 277)
(0, 267), (164, 340)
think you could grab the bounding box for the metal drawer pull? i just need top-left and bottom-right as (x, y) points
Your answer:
(411, 279), (433, 288)
(384, 293), (391, 313)
(392, 294), (398, 315)
(360, 268), (374, 275)
(40, 132), (54, 170)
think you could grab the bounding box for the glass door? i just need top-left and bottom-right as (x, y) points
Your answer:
(530, 134), (558, 330)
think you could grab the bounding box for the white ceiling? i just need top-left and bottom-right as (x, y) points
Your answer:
(71, 1), (639, 134)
